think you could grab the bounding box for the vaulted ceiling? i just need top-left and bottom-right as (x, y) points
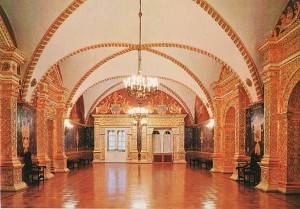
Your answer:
(0, 0), (288, 118)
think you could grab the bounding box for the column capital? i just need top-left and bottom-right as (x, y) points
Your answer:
(261, 66), (280, 84)
(0, 48), (24, 65)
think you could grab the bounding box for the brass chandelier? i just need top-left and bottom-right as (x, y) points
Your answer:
(123, 0), (159, 102)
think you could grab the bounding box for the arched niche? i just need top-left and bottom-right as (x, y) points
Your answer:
(287, 81), (300, 184)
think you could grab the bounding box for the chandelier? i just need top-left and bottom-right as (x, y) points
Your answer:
(123, 0), (159, 102)
(128, 107), (149, 119)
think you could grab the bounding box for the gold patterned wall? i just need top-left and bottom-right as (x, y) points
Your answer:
(256, 18), (300, 193)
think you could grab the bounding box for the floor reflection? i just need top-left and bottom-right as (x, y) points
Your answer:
(1, 164), (300, 208)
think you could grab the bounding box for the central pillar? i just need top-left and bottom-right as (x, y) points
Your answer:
(231, 85), (249, 180)
(0, 49), (27, 191)
(256, 68), (280, 192)
(211, 97), (223, 172)
(35, 83), (54, 179)
(52, 102), (69, 172)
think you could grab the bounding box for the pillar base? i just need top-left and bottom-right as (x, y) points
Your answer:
(0, 160), (27, 192)
(256, 181), (278, 192)
(278, 182), (300, 194)
(221, 165), (234, 174)
(53, 153), (69, 173)
(36, 157), (54, 179)
(54, 168), (70, 173)
(230, 155), (249, 180)
(173, 159), (186, 164)
(93, 151), (103, 163)
(211, 153), (223, 173)
(93, 159), (105, 163)
(1, 181), (27, 192)
(255, 156), (279, 192)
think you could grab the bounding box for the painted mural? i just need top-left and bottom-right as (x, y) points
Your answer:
(246, 103), (264, 159)
(70, 95), (85, 124)
(64, 123), (94, 152)
(184, 126), (200, 151)
(93, 89), (191, 122)
(273, 0), (300, 37)
(199, 120), (214, 153)
(194, 96), (209, 124)
(17, 103), (37, 156)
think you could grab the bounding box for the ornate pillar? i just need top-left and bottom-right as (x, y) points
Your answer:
(52, 103), (69, 172)
(231, 85), (249, 179)
(256, 67), (280, 192)
(0, 49), (27, 191)
(35, 83), (54, 179)
(175, 122), (186, 163)
(146, 127), (153, 162)
(211, 97), (223, 172)
(93, 124), (102, 162)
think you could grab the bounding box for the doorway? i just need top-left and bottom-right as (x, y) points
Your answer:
(287, 81), (300, 183)
(152, 130), (173, 162)
(105, 129), (127, 162)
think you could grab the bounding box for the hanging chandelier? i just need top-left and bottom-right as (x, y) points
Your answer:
(123, 0), (159, 102)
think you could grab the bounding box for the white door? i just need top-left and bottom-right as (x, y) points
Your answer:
(105, 129), (127, 162)
(163, 131), (173, 153)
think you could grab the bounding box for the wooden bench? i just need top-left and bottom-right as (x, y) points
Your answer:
(29, 164), (46, 185)
(66, 150), (93, 170)
(235, 155), (261, 186)
(186, 151), (213, 170)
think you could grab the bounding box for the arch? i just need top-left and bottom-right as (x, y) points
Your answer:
(21, 0), (85, 98)
(20, 0), (263, 103)
(64, 47), (214, 117)
(286, 81), (300, 183)
(0, 6), (17, 48)
(192, 0), (263, 100)
(80, 76), (199, 123)
(32, 42), (252, 106)
(283, 68), (300, 113)
(223, 106), (236, 173)
(83, 79), (194, 125)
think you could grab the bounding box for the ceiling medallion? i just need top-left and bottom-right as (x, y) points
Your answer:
(123, 0), (159, 103)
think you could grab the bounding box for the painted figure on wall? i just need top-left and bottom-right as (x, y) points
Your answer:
(17, 103), (37, 156)
(273, 0), (300, 37)
(22, 118), (30, 152)
(246, 103), (264, 159)
(253, 114), (263, 156)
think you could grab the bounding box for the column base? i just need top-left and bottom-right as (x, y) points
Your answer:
(255, 156), (279, 192)
(256, 181), (278, 192)
(1, 181), (27, 192)
(36, 157), (54, 179)
(173, 159), (186, 164)
(54, 168), (70, 173)
(53, 153), (69, 173)
(93, 151), (103, 162)
(230, 154), (249, 180)
(211, 153), (223, 173)
(221, 165), (234, 174)
(0, 160), (27, 192)
(93, 159), (105, 163)
(278, 182), (300, 194)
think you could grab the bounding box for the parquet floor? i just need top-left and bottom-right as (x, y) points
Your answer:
(1, 163), (300, 208)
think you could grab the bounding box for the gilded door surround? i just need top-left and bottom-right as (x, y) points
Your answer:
(93, 114), (186, 163)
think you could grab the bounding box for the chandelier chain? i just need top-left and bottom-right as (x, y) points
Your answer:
(138, 0), (142, 75)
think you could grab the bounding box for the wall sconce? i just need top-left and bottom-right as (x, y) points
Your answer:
(64, 119), (73, 129)
(206, 119), (215, 129)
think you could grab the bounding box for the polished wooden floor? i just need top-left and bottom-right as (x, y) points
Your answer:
(1, 164), (300, 208)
